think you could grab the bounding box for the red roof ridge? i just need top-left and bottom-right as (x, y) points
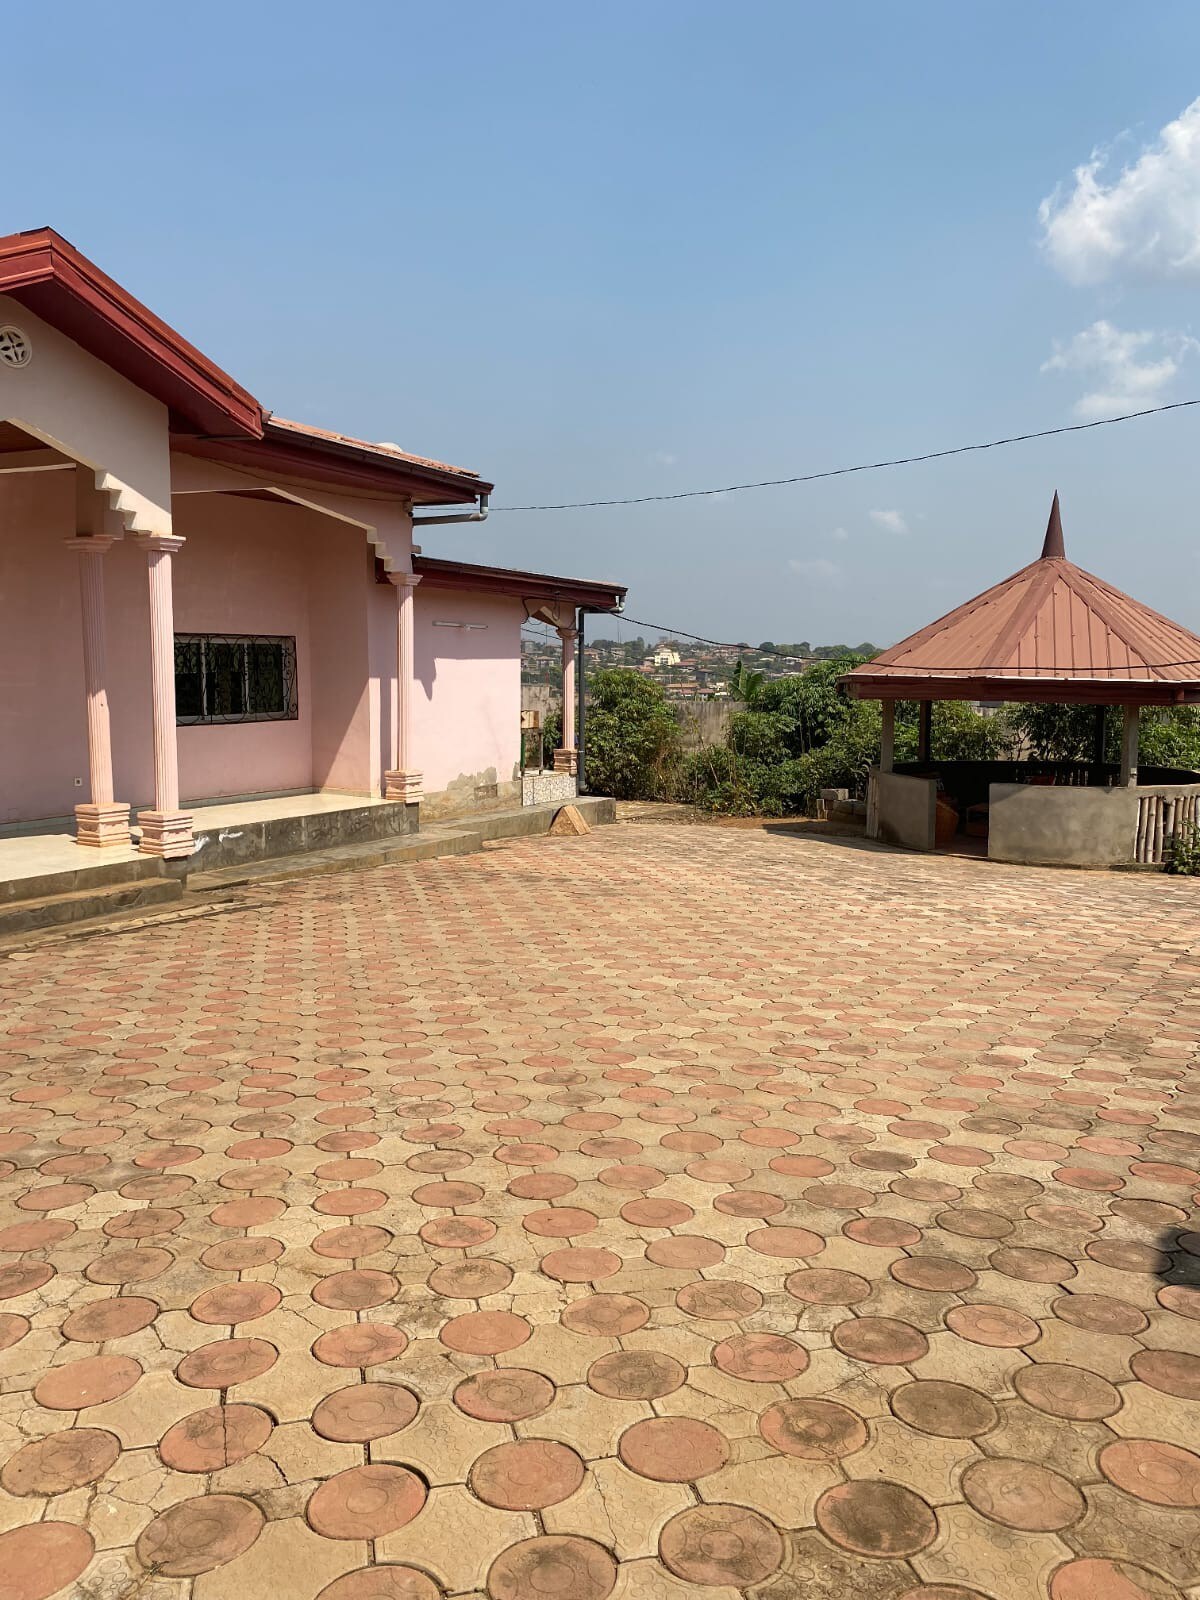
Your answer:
(265, 415), (478, 479)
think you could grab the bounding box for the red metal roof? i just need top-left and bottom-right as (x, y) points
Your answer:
(844, 495), (1200, 706)
(413, 554), (625, 611)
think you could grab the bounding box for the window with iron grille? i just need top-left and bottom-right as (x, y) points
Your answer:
(175, 634), (298, 724)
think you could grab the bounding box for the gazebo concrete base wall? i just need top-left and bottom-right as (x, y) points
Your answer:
(988, 784), (1137, 867)
(869, 771), (936, 851)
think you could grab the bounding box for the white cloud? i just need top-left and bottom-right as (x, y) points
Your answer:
(1039, 97), (1200, 284)
(650, 450), (678, 467)
(789, 557), (842, 585)
(869, 508), (909, 535)
(830, 526), (850, 542)
(1041, 319), (1197, 418)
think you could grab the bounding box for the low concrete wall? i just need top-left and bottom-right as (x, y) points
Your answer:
(872, 771), (936, 852)
(988, 784), (1137, 867)
(522, 772), (577, 807)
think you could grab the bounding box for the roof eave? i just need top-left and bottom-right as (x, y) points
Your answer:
(0, 227), (263, 439)
(413, 555), (625, 610)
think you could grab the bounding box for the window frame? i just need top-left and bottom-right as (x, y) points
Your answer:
(174, 632), (299, 726)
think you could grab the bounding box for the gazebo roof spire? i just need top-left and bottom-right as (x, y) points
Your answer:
(1040, 491), (1065, 560)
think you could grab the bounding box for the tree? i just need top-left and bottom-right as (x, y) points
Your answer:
(729, 660), (768, 706)
(583, 670), (683, 800)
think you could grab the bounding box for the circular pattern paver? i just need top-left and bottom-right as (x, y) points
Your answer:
(0, 1522), (95, 1600)
(833, 1316), (928, 1365)
(487, 1535), (617, 1600)
(1014, 1363), (1121, 1420)
(189, 1282), (281, 1325)
(758, 1397), (868, 1460)
(815, 1480), (937, 1557)
(35, 1353), (141, 1410)
(1129, 1348), (1200, 1400)
(440, 1310), (531, 1354)
(712, 1332), (809, 1382)
(786, 1268), (871, 1305)
(176, 1338), (277, 1389)
(892, 1380), (998, 1438)
(1099, 1439), (1200, 1506)
(159, 1405), (273, 1471)
(620, 1416), (730, 1481)
(890, 1256), (976, 1292)
(676, 1280), (763, 1320)
(588, 1349), (686, 1399)
(944, 1304), (1040, 1348)
(428, 1259), (512, 1299)
(307, 1464), (427, 1539)
(540, 1247), (622, 1283)
(312, 1383), (420, 1442)
(136, 1494), (265, 1576)
(645, 1235), (725, 1269)
(658, 1503), (783, 1587)
(312, 1269), (399, 1310)
(1049, 1557), (1176, 1599)
(561, 1294), (648, 1336)
(1052, 1294), (1148, 1336)
(2, 1427), (121, 1495)
(962, 1457), (1084, 1530)
(746, 1225), (824, 1258)
(471, 1439), (585, 1508)
(61, 1296), (158, 1341)
(317, 1567), (440, 1600)
(455, 1368), (555, 1421)
(313, 1323), (409, 1368)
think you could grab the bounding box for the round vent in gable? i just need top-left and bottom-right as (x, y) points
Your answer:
(0, 326), (32, 367)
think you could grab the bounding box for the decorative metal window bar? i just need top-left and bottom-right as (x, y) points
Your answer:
(174, 634), (298, 725)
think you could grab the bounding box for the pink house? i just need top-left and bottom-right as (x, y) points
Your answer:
(0, 228), (624, 870)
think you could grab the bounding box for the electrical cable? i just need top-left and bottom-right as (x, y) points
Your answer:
(493, 400), (1199, 512)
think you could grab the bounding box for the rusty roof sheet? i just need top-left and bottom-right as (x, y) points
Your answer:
(845, 495), (1200, 690)
(265, 416), (479, 478)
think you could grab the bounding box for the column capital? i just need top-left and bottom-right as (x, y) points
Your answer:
(557, 625), (579, 642)
(135, 533), (186, 555)
(65, 534), (119, 557)
(388, 570), (422, 590)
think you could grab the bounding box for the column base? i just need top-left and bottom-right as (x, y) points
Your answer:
(136, 809), (194, 859)
(552, 748), (578, 775)
(74, 802), (132, 849)
(384, 769), (423, 802)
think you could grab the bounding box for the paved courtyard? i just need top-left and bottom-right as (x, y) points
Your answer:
(1, 821), (1198, 1600)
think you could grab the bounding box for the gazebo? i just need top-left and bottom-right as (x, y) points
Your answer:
(842, 495), (1200, 867)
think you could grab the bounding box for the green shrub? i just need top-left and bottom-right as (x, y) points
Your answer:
(583, 670), (683, 800)
(1165, 821), (1200, 876)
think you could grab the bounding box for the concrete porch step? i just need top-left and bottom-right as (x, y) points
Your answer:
(0, 875), (183, 940)
(189, 827), (484, 890)
(188, 795), (616, 893)
(0, 853), (166, 908)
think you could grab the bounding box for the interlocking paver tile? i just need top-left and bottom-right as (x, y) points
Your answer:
(1, 821), (1199, 1597)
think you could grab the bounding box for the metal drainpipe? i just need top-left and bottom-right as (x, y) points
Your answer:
(411, 492), (490, 527)
(576, 607), (587, 793)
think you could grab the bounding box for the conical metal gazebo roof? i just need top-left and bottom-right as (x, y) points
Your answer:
(843, 495), (1200, 707)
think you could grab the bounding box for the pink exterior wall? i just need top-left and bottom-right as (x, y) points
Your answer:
(413, 589), (523, 799)
(0, 481), (383, 822)
(1, 474), (527, 826)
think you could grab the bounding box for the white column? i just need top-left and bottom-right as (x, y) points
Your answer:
(1119, 705), (1140, 787)
(66, 535), (131, 847)
(879, 700), (895, 774)
(554, 625), (579, 774)
(384, 572), (422, 801)
(135, 534), (193, 858)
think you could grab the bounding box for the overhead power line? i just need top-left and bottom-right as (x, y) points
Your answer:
(493, 399), (1198, 512)
(613, 614), (1200, 675)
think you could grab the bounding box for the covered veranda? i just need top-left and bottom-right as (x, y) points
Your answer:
(843, 496), (1200, 868)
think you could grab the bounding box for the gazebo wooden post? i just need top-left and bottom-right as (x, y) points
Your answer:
(1119, 706), (1140, 787)
(917, 701), (932, 764)
(1091, 705), (1108, 778)
(879, 700), (895, 773)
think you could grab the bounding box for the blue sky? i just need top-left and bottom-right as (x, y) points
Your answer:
(9, 2), (1200, 643)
